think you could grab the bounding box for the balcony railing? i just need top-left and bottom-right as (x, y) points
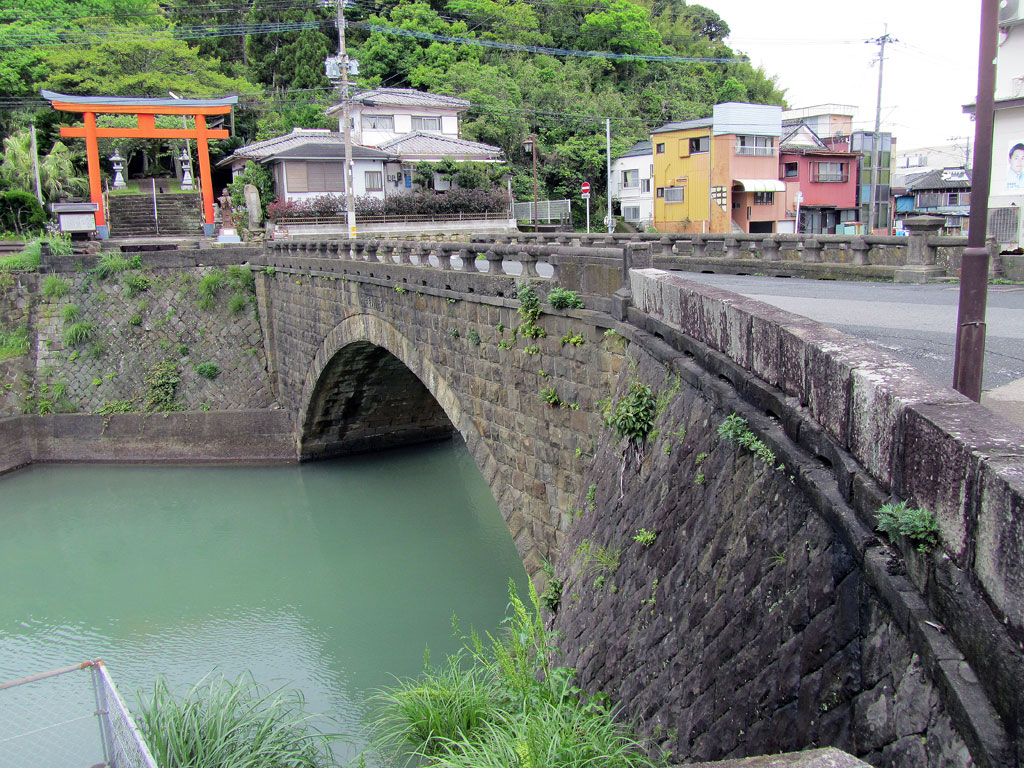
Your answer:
(811, 171), (849, 183)
(735, 146), (774, 156)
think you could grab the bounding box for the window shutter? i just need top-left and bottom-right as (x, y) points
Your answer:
(286, 162), (307, 193)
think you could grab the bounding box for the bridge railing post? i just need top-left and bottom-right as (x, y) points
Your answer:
(801, 237), (822, 263)
(760, 235), (779, 262)
(850, 236), (870, 266)
(484, 248), (503, 274)
(518, 248), (540, 277)
(434, 243), (453, 270)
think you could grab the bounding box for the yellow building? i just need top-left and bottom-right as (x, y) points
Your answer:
(652, 103), (795, 234)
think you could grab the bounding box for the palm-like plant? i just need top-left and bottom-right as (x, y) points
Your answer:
(0, 130), (87, 202)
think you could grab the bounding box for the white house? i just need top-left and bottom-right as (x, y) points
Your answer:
(219, 128), (396, 202)
(611, 140), (653, 229)
(326, 88), (503, 193)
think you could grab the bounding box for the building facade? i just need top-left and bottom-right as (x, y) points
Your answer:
(894, 168), (971, 236)
(611, 140), (654, 228)
(651, 102), (794, 234)
(779, 123), (860, 234)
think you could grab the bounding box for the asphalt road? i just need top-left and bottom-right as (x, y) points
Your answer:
(666, 273), (1024, 393)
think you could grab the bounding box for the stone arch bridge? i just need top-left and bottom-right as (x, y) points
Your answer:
(245, 236), (1023, 768)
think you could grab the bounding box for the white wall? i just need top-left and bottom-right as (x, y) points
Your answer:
(349, 104), (461, 147)
(713, 102), (782, 137)
(611, 155), (654, 226)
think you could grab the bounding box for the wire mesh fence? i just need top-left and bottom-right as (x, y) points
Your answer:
(0, 660), (157, 768)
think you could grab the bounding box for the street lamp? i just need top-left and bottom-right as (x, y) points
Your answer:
(110, 150), (126, 190)
(523, 134), (538, 231)
(179, 149), (194, 192)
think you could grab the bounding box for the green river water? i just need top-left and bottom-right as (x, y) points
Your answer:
(0, 439), (528, 765)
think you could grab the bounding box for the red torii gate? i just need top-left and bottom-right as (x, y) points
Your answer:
(41, 90), (237, 238)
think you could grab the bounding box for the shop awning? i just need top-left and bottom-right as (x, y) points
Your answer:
(733, 179), (787, 192)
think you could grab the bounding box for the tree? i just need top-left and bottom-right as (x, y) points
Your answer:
(245, 0), (335, 93)
(0, 130), (87, 203)
(40, 35), (259, 97)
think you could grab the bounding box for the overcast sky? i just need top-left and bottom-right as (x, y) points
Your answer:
(708, 0), (981, 153)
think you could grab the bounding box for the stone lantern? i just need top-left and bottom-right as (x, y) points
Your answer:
(110, 150), (126, 190)
(179, 149), (194, 192)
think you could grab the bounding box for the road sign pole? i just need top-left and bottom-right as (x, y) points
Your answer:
(586, 196), (590, 233)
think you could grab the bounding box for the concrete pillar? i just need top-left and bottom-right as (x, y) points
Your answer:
(801, 237), (822, 263)
(659, 236), (675, 258)
(760, 235), (779, 262)
(485, 249), (504, 275)
(896, 215), (946, 282)
(519, 250), (540, 277)
(724, 236), (742, 259)
(691, 235), (707, 260)
(850, 237), (870, 266)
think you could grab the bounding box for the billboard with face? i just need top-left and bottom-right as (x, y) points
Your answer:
(1008, 142), (1024, 191)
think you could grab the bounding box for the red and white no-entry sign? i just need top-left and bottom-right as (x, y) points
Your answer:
(581, 181), (591, 195)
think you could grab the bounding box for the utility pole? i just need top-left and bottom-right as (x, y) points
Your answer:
(867, 26), (895, 233)
(953, 0), (998, 401)
(606, 118), (613, 233)
(337, 0), (356, 239)
(29, 123), (43, 206)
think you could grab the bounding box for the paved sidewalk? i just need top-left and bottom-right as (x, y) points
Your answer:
(981, 377), (1024, 429)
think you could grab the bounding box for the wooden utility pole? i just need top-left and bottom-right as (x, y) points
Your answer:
(337, 0), (356, 239)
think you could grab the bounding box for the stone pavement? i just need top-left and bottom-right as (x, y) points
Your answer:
(981, 376), (1024, 429)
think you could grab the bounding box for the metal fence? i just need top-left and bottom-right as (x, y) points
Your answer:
(513, 198), (571, 223)
(0, 660), (158, 768)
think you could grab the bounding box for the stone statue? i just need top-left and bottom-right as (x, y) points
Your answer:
(243, 183), (263, 230)
(218, 188), (235, 230)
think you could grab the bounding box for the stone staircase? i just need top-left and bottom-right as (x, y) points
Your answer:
(106, 193), (205, 238)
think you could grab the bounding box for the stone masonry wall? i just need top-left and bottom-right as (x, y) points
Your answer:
(552, 345), (975, 767)
(0, 263), (278, 419)
(254, 255), (627, 573)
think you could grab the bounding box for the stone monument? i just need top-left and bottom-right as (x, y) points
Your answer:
(244, 184), (263, 231)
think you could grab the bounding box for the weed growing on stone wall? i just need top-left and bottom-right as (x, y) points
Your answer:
(41, 275), (70, 300)
(394, 284), (408, 295)
(717, 413), (776, 467)
(695, 473), (706, 485)
(561, 331), (585, 347)
(61, 304), (80, 324)
(468, 329), (481, 346)
(539, 386), (561, 407)
(92, 253), (134, 280)
(63, 321), (97, 347)
(124, 274), (151, 297)
(96, 400), (136, 414)
(540, 561), (563, 612)
(144, 359), (183, 412)
(603, 380), (657, 450)
(496, 322), (505, 334)
(497, 337), (514, 350)
(575, 539), (621, 578)
(516, 285), (546, 340)
(0, 322), (29, 361)
(197, 271), (225, 309)
(585, 483), (597, 510)
(228, 294), (248, 315)
(0, 272), (13, 297)
(263, 266), (276, 276)
(194, 362), (221, 380)
(547, 287), (584, 309)
(632, 529), (657, 547)
(524, 345), (539, 354)
(875, 501), (940, 552)
(86, 341), (105, 360)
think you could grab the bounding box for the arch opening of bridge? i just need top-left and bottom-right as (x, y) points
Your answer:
(300, 339), (455, 460)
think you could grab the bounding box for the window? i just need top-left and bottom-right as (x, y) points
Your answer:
(285, 161), (345, 193)
(753, 191), (774, 205)
(621, 169), (638, 188)
(362, 114), (394, 131)
(656, 143), (666, 154)
(664, 187), (684, 203)
(656, 187), (664, 198)
(641, 178), (651, 193)
(735, 135), (774, 156)
(783, 162), (798, 178)
(412, 116), (442, 131)
(364, 170), (383, 191)
(811, 161), (847, 183)
(623, 205), (641, 221)
(689, 136), (710, 154)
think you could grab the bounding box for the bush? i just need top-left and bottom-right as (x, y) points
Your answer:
(0, 190), (46, 234)
(92, 253), (132, 280)
(124, 274), (151, 297)
(547, 287), (584, 309)
(0, 238), (42, 271)
(139, 675), (334, 768)
(197, 270), (225, 310)
(603, 380), (657, 448)
(267, 189), (511, 221)
(62, 304), (80, 323)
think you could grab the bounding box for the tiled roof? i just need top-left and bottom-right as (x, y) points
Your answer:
(219, 130), (393, 165)
(326, 88), (470, 114)
(378, 131), (503, 158)
(617, 140), (652, 160)
(905, 168), (972, 191)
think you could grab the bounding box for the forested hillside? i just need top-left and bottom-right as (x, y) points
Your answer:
(0, 0), (785, 218)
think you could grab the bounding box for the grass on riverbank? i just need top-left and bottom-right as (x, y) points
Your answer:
(370, 580), (660, 768)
